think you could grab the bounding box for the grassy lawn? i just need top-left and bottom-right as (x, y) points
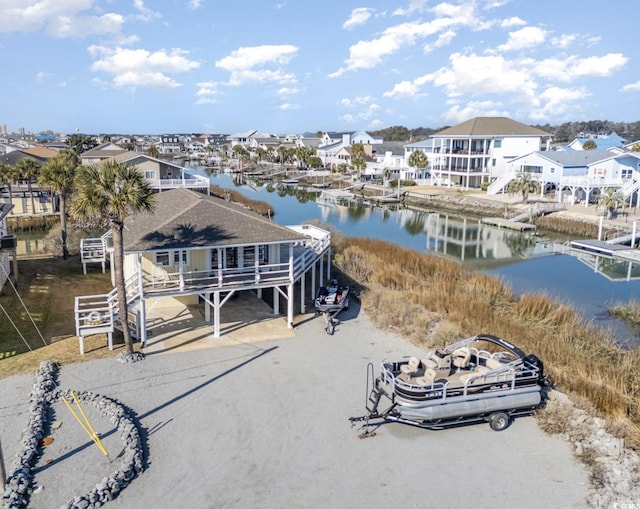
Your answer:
(0, 255), (124, 378)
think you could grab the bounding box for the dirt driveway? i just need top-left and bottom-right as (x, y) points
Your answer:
(0, 303), (589, 509)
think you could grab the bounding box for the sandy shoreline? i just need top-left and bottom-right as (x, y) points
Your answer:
(1, 305), (589, 508)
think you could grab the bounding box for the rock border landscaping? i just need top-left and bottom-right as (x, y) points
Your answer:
(1, 361), (146, 509)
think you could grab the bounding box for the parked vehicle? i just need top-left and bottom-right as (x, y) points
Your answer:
(315, 279), (350, 334)
(350, 334), (551, 436)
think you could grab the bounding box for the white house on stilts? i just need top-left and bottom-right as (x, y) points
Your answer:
(74, 188), (333, 354)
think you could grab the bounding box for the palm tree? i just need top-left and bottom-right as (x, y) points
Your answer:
(0, 162), (19, 206)
(408, 150), (428, 174)
(383, 167), (392, 188)
(16, 158), (41, 214)
(351, 156), (366, 181)
(599, 187), (623, 219)
(582, 139), (597, 150)
(147, 144), (160, 158)
(39, 150), (80, 259)
(73, 161), (155, 356)
(507, 173), (540, 203)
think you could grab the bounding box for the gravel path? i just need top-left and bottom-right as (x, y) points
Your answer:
(1, 307), (589, 508)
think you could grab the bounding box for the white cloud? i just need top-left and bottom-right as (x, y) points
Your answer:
(484, 0), (512, 9)
(36, 71), (50, 83)
(330, 2), (483, 77)
(275, 3), (286, 9)
(133, 0), (161, 22)
(188, 0), (203, 10)
(216, 45), (298, 86)
(432, 53), (538, 102)
(368, 119), (384, 129)
(551, 33), (577, 49)
(341, 114), (356, 124)
(497, 26), (547, 52)
(441, 100), (509, 124)
(423, 29), (456, 54)
(384, 75), (430, 98)
(393, 0), (428, 16)
(329, 21), (444, 77)
(277, 87), (299, 95)
(500, 16), (525, 28)
(343, 8), (374, 30)
(0, 1), (124, 38)
(534, 53), (628, 82)
(279, 103), (300, 110)
(89, 46), (200, 89)
(529, 86), (590, 121)
(195, 81), (220, 105)
(339, 98), (353, 108)
(622, 81), (640, 92)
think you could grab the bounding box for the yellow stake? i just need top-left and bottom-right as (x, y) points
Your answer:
(61, 394), (109, 458)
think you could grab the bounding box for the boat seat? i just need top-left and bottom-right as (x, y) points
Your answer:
(414, 368), (437, 387)
(485, 357), (502, 370)
(452, 347), (471, 370)
(400, 357), (421, 380)
(460, 368), (515, 386)
(422, 357), (438, 370)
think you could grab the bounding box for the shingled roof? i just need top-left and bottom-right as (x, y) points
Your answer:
(434, 117), (551, 137)
(123, 188), (306, 252)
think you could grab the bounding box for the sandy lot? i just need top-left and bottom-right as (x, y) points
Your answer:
(1, 304), (589, 509)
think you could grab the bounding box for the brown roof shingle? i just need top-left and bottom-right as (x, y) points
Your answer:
(434, 117), (552, 137)
(123, 188), (305, 252)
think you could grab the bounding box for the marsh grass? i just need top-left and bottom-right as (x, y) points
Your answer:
(332, 234), (640, 451)
(609, 300), (640, 327)
(534, 215), (600, 237)
(210, 185), (274, 216)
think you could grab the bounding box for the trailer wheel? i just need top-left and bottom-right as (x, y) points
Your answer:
(489, 412), (510, 431)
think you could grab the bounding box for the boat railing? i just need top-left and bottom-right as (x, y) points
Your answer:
(385, 358), (540, 402)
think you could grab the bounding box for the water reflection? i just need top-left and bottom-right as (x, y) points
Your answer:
(574, 252), (640, 282)
(198, 169), (640, 345)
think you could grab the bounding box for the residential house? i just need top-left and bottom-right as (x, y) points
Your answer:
(503, 150), (640, 206)
(564, 133), (627, 151)
(75, 188), (332, 353)
(80, 143), (128, 164)
(109, 152), (210, 192)
(228, 130), (270, 148)
(425, 117), (552, 189)
(160, 135), (182, 155)
(366, 142), (407, 181)
(0, 148), (57, 215)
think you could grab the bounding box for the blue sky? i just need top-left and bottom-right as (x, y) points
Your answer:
(1, 0), (637, 135)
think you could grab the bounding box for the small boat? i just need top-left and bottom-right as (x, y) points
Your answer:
(315, 280), (350, 334)
(350, 334), (551, 435)
(281, 178), (299, 185)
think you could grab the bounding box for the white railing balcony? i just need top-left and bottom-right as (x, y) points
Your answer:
(559, 176), (624, 187)
(147, 175), (210, 190)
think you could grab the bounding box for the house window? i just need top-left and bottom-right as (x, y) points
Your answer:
(494, 139), (502, 148)
(173, 250), (189, 266)
(145, 170), (156, 179)
(155, 250), (189, 267)
(155, 251), (170, 266)
(622, 169), (632, 179)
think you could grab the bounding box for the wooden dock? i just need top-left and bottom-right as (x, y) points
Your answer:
(369, 195), (400, 204)
(481, 217), (536, 232)
(570, 239), (640, 263)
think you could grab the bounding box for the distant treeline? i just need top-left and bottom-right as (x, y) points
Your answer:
(370, 120), (640, 144)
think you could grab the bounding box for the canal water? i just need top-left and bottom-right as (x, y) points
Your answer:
(200, 170), (640, 346)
